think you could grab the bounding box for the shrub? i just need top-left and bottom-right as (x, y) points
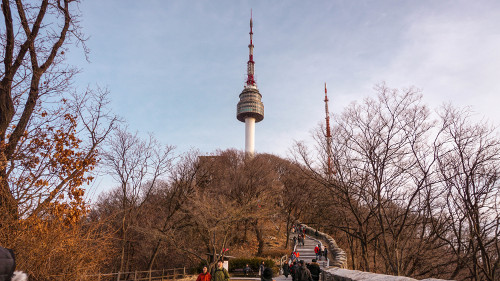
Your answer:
(261, 249), (289, 258)
(229, 257), (274, 272)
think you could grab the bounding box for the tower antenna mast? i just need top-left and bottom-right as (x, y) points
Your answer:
(246, 9), (256, 86)
(324, 83), (334, 176)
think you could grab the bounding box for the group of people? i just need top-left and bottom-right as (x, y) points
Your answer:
(197, 260), (275, 281)
(291, 225), (306, 234)
(314, 244), (328, 261)
(291, 225), (307, 246)
(282, 259), (321, 281)
(292, 233), (306, 246)
(195, 223), (329, 281)
(196, 261), (230, 281)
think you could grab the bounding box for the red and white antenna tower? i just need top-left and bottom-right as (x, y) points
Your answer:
(246, 9), (256, 86)
(324, 83), (334, 176)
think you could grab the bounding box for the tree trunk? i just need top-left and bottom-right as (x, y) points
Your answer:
(254, 221), (264, 256)
(148, 240), (162, 270)
(0, 169), (17, 222)
(285, 213), (291, 249)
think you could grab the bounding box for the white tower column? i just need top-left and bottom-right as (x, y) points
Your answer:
(245, 117), (255, 156)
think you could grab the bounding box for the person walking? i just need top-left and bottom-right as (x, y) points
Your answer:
(259, 261), (265, 277)
(323, 246), (328, 261)
(282, 262), (290, 278)
(197, 266), (211, 281)
(212, 261), (229, 281)
(307, 259), (321, 281)
(296, 260), (312, 281)
(290, 261), (299, 281)
(314, 244), (320, 261)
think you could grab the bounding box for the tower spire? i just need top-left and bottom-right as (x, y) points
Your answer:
(324, 83), (334, 176)
(246, 9), (256, 86)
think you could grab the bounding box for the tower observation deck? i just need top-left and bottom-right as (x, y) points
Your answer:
(236, 12), (264, 156)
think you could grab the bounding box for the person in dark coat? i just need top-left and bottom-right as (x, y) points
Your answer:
(306, 259), (321, 281)
(282, 262), (290, 278)
(290, 261), (299, 281)
(0, 247), (15, 281)
(259, 261), (265, 277)
(296, 260), (312, 281)
(244, 264), (251, 276)
(0, 247), (27, 281)
(261, 267), (274, 281)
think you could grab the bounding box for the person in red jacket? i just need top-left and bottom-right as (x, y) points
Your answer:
(314, 245), (320, 261)
(196, 266), (211, 281)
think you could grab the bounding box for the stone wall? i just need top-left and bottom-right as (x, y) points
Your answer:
(299, 223), (453, 281)
(322, 268), (453, 281)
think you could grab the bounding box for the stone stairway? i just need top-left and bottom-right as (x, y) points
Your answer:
(293, 234), (329, 268)
(272, 234), (328, 281)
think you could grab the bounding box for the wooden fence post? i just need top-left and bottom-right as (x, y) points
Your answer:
(173, 268), (176, 280)
(116, 271), (121, 281)
(134, 270), (137, 281)
(183, 267), (186, 277)
(149, 268), (152, 281)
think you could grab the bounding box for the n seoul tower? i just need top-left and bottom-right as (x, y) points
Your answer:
(236, 11), (264, 157)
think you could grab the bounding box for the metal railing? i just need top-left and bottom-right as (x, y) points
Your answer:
(64, 267), (187, 281)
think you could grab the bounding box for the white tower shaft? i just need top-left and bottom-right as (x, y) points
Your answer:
(245, 117), (255, 156)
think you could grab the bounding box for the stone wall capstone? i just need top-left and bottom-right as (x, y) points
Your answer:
(323, 268), (454, 281)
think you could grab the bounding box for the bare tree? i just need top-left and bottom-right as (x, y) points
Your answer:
(141, 151), (199, 270)
(434, 105), (500, 281)
(294, 84), (448, 277)
(103, 127), (175, 273)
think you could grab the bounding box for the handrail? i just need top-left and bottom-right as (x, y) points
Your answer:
(70, 267), (187, 281)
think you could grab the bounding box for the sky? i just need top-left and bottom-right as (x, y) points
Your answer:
(65, 1), (500, 196)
